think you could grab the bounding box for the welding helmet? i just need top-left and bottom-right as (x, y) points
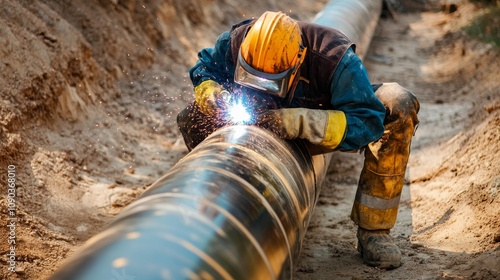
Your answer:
(235, 11), (307, 99)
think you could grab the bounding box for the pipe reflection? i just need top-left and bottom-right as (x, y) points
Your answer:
(50, 126), (326, 279)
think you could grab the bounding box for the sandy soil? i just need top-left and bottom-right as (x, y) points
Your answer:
(0, 0), (498, 279)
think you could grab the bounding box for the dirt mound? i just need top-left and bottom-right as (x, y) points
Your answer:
(407, 3), (500, 255)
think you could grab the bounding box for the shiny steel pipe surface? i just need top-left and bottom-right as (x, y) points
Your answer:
(50, 1), (381, 279)
(50, 126), (327, 279)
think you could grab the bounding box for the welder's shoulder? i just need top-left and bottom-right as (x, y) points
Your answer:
(214, 31), (231, 45)
(231, 18), (254, 31)
(212, 19), (253, 46)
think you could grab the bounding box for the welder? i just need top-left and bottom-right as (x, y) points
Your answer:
(177, 11), (420, 269)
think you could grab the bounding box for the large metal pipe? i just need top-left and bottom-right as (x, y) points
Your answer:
(52, 126), (325, 280)
(49, 1), (382, 279)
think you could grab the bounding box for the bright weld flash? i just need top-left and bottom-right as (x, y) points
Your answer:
(227, 100), (252, 124)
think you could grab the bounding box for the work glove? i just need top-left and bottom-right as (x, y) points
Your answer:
(194, 80), (232, 116)
(256, 108), (347, 150)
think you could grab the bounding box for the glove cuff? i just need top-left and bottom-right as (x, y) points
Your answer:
(321, 110), (347, 149)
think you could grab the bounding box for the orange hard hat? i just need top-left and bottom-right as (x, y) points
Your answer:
(235, 11), (307, 98)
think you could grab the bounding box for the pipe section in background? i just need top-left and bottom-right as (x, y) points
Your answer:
(314, 0), (383, 60)
(49, 1), (382, 279)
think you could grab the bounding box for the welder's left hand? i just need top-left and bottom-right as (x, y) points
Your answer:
(194, 80), (232, 116)
(256, 108), (348, 150)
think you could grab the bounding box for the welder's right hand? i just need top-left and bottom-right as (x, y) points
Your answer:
(194, 80), (231, 116)
(256, 108), (348, 150)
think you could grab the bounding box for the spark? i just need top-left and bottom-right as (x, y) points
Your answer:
(227, 100), (252, 124)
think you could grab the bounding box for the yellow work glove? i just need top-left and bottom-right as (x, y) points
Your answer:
(194, 80), (231, 116)
(256, 108), (347, 150)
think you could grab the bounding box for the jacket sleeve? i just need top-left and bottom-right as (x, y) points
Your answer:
(330, 47), (386, 151)
(189, 31), (235, 88)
